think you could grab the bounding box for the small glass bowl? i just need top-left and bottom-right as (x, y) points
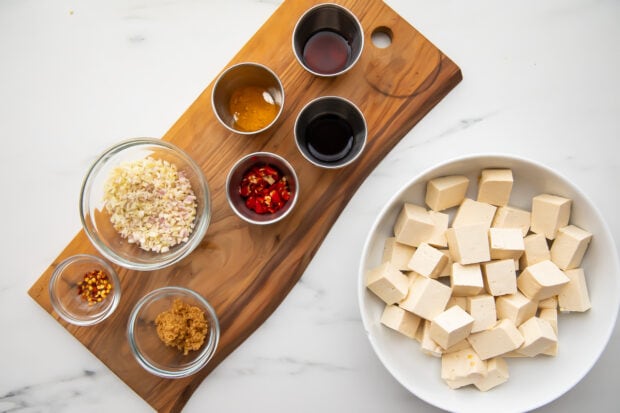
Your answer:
(226, 152), (299, 225)
(80, 138), (211, 271)
(127, 286), (220, 379)
(49, 254), (121, 326)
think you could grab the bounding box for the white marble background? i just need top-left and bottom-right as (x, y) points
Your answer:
(1, 0), (619, 412)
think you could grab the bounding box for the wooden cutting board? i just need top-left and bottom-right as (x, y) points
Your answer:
(28, 0), (461, 411)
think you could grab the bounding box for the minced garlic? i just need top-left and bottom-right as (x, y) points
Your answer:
(103, 157), (197, 253)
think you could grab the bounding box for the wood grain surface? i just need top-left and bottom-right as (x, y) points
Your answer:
(28, 0), (461, 411)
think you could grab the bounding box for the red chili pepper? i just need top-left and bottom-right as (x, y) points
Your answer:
(239, 164), (291, 214)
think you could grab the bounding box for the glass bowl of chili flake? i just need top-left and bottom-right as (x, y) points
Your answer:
(49, 254), (121, 326)
(226, 152), (298, 225)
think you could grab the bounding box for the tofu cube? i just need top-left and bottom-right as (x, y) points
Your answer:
(477, 169), (514, 206)
(467, 319), (524, 360)
(531, 194), (571, 240)
(430, 306), (475, 349)
(399, 276), (452, 320)
(451, 263), (484, 296)
(489, 228), (525, 260)
(441, 347), (487, 389)
(419, 319), (443, 357)
(520, 233), (551, 268)
(539, 308), (558, 333)
(365, 262), (409, 304)
(539, 307), (559, 356)
(482, 259), (517, 296)
(474, 357), (509, 391)
(550, 225), (593, 270)
(427, 211), (449, 248)
(495, 292), (538, 326)
(438, 249), (454, 277)
(380, 304), (422, 339)
(558, 268), (591, 312)
(447, 296), (468, 311)
(407, 242), (449, 278)
(538, 296), (558, 310)
(425, 175), (470, 211)
(517, 260), (570, 301)
(452, 198), (497, 228)
(446, 224), (491, 265)
(492, 205), (531, 236)
(393, 203), (435, 247)
(467, 294), (497, 333)
(382, 237), (416, 271)
(517, 316), (557, 357)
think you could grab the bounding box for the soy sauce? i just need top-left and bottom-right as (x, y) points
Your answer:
(306, 114), (354, 163)
(302, 30), (351, 75)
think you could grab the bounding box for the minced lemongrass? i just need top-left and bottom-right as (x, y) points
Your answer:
(103, 157), (197, 253)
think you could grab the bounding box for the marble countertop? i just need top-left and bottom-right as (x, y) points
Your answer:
(1, 0), (619, 412)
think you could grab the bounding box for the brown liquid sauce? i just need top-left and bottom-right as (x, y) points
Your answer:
(302, 30), (351, 75)
(306, 114), (354, 163)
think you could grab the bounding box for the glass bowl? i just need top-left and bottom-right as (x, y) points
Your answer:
(49, 254), (121, 326)
(80, 138), (211, 271)
(127, 286), (220, 379)
(226, 152), (299, 225)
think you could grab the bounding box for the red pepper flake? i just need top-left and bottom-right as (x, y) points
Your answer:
(239, 163), (291, 214)
(77, 269), (113, 306)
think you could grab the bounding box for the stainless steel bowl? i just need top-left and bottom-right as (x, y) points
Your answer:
(226, 152), (298, 225)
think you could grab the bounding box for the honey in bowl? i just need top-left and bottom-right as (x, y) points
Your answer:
(229, 86), (280, 132)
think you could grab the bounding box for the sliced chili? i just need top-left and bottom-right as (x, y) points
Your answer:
(239, 164), (291, 214)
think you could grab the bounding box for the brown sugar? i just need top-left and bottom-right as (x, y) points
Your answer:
(155, 299), (207, 355)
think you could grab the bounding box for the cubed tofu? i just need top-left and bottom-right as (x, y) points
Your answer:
(474, 357), (509, 391)
(427, 211), (449, 248)
(531, 194), (571, 240)
(477, 169), (514, 207)
(558, 268), (591, 312)
(399, 276), (452, 320)
(407, 242), (449, 278)
(467, 294), (497, 333)
(467, 319), (524, 360)
(394, 203), (435, 247)
(451, 263), (484, 296)
(539, 307), (559, 356)
(452, 198), (498, 228)
(425, 175), (470, 212)
(447, 296), (468, 311)
(365, 262), (410, 304)
(495, 292), (538, 326)
(438, 249), (454, 277)
(517, 317), (557, 357)
(538, 296), (558, 310)
(517, 260), (570, 301)
(430, 306), (475, 349)
(550, 225), (593, 270)
(520, 233), (551, 268)
(446, 224), (491, 265)
(382, 237), (416, 271)
(380, 304), (422, 339)
(482, 259), (517, 296)
(419, 319), (443, 357)
(441, 347), (487, 389)
(489, 228), (525, 260)
(492, 206), (531, 236)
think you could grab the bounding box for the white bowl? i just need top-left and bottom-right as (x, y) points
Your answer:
(358, 154), (620, 413)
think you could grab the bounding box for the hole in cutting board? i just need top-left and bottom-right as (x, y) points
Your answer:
(371, 27), (393, 48)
